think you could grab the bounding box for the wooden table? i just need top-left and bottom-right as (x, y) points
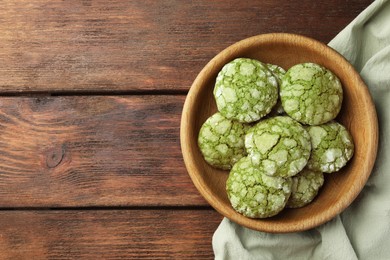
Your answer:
(0, 1), (373, 259)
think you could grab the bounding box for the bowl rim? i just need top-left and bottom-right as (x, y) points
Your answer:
(180, 33), (378, 233)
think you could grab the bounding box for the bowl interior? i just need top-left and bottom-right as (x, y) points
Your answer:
(181, 33), (378, 233)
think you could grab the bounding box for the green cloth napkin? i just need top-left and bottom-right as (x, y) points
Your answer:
(213, 0), (390, 259)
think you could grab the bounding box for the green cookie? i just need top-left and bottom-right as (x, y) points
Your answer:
(280, 63), (343, 125)
(226, 157), (292, 218)
(306, 121), (354, 173)
(198, 112), (249, 170)
(286, 168), (324, 208)
(266, 63), (286, 116)
(214, 58), (278, 123)
(245, 116), (312, 177)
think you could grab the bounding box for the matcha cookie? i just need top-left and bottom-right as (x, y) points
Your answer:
(198, 112), (249, 170)
(245, 116), (312, 177)
(286, 168), (324, 208)
(226, 157), (292, 218)
(214, 58), (278, 123)
(266, 63), (286, 86)
(280, 63), (343, 125)
(267, 63), (286, 115)
(306, 121), (354, 173)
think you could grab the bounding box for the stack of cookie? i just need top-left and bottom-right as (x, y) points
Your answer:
(197, 58), (354, 218)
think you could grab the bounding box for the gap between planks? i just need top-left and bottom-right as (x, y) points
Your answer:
(0, 205), (214, 211)
(0, 89), (188, 97)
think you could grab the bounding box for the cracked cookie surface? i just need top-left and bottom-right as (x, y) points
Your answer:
(306, 121), (354, 173)
(266, 63), (286, 116)
(280, 63), (343, 125)
(226, 157), (292, 218)
(198, 112), (249, 170)
(286, 168), (324, 208)
(245, 116), (311, 177)
(266, 63), (286, 86)
(214, 58), (278, 123)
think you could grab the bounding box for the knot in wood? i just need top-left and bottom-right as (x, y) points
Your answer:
(46, 145), (65, 168)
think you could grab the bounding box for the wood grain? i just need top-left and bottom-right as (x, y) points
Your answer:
(0, 1), (375, 259)
(0, 209), (222, 259)
(0, 0), (373, 93)
(0, 95), (209, 207)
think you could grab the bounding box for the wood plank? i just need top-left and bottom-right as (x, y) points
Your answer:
(0, 95), (209, 207)
(0, 209), (222, 259)
(0, 0), (372, 93)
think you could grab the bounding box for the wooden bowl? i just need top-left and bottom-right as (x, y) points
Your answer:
(180, 33), (378, 233)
